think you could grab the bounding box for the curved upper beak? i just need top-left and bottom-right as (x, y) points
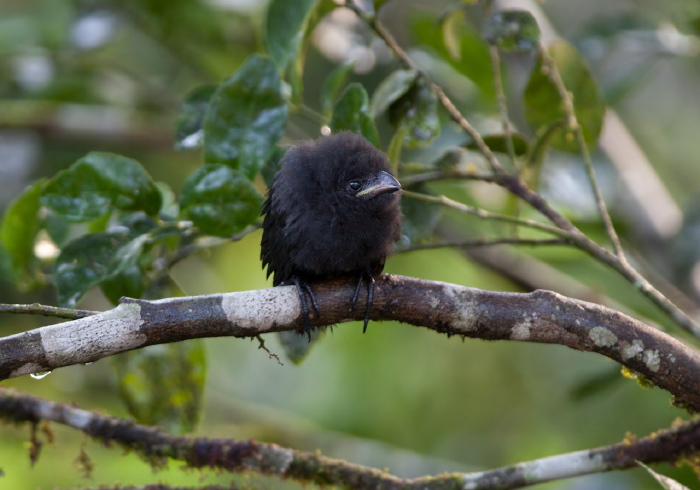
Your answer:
(355, 171), (402, 199)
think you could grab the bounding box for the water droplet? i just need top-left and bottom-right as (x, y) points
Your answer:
(84, 362), (93, 366)
(30, 371), (52, 380)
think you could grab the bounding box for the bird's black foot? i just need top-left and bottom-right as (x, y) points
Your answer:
(285, 278), (320, 341)
(351, 271), (375, 333)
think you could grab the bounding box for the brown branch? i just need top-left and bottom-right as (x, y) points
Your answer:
(1, 275), (699, 411)
(1, 387), (699, 489)
(347, 1), (700, 338)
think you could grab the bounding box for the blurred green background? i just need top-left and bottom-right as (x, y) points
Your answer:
(2, 0), (700, 488)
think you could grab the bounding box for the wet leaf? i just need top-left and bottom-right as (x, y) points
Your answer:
(113, 340), (206, 435)
(388, 79), (440, 148)
(204, 54), (288, 180)
(330, 83), (379, 147)
(53, 232), (149, 307)
(482, 10), (540, 52)
(41, 152), (161, 222)
(180, 164), (263, 237)
(175, 85), (216, 150)
(0, 179), (45, 288)
(524, 40), (605, 153)
(370, 69), (418, 117)
(265, 0), (318, 71)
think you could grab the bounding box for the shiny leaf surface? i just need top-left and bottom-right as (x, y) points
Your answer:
(204, 54), (288, 180)
(41, 152), (162, 222)
(180, 164), (263, 237)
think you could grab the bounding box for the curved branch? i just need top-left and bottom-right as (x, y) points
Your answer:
(1, 387), (699, 489)
(1, 275), (699, 411)
(346, 1), (700, 338)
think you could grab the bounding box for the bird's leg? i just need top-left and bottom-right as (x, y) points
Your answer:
(351, 270), (374, 333)
(286, 278), (320, 341)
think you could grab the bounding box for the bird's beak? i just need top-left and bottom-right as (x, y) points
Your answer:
(355, 171), (402, 199)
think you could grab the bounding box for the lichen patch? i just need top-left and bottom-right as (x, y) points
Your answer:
(589, 326), (617, 347)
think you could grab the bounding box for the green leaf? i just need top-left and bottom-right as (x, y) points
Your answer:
(204, 54), (288, 180)
(320, 61), (355, 118)
(278, 330), (322, 364)
(412, 12), (495, 102)
(330, 83), (379, 147)
(42, 210), (71, 248)
(54, 232), (149, 307)
(180, 164), (263, 237)
(524, 40), (605, 153)
(401, 186), (442, 245)
(482, 10), (540, 52)
(388, 79), (440, 148)
(466, 133), (530, 156)
(100, 263), (145, 305)
(522, 120), (567, 188)
(386, 127), (406, 175)
(265, 0), (318, 71)
(370, 69), (418, 117)
(0, 179), (45, 287)
(175, 85), (216, 150)
(41, 153), (162, 222)
(113, 340), (207, 435)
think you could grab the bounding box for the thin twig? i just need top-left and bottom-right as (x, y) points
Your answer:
(0, 304), (97, 319)
(401, 169), (499, 187)
(349, 1), (700, 337)
(403, 190), (570, 238)
(399, 237), (568, 252)
(539, 49), (627, 262)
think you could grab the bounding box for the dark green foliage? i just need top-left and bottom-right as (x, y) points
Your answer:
(482, 10), (540, 52)
(203, 54), (288, 180)
(180, 164), (263, 237)
(41, 153), (162, 222)
(330, 83), (380, 147)
(175, 85), (217, 150)
(524, 41), (605, 153)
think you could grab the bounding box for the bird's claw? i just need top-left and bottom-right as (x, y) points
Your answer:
(290, 278), (319, 341)
(351, 271), (374, 333)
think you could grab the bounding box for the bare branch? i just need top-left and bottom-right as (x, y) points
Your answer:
(1, 275), (699, 411)
(0, 303), (98, 320)
(1, 387), (699, 489)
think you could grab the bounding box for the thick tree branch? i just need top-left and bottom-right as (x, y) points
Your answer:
(1, 387), (699, 489)
(350, 1), (700, 338)
(1, 275), (699, 411)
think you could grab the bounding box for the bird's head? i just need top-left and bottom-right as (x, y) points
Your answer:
(313, 132), (402, 212)
(271, 131), (402, 220)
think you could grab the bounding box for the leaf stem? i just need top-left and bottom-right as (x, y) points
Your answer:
(403, 191), (569, 238)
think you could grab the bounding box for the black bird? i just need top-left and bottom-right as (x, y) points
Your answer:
(261, 131), (403, 336)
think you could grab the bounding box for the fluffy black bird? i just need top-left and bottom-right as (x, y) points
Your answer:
(261, 131), (402, 336)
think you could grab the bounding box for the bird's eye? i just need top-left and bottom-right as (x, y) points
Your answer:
(348, 180), (362, 192)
